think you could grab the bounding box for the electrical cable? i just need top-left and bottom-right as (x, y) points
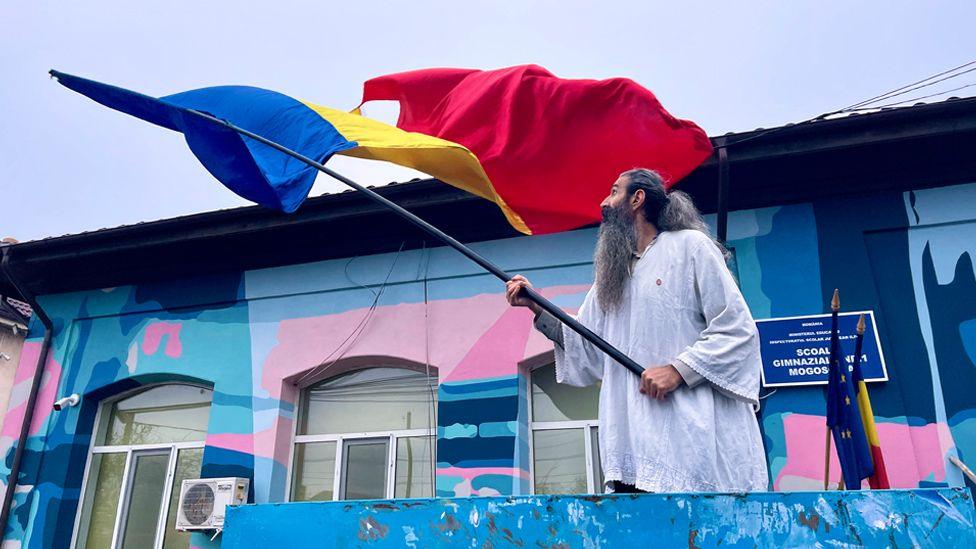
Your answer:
(296, 242), (406, 386)
(421, 241), (438, 492)
(840, 59), (976, 111)
(845, 66), (976, 111)
(841, 81), (976, 111)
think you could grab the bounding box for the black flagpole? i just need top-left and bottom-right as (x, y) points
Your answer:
(180, 107), (646, 377)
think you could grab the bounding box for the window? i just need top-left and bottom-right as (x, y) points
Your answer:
(529, 363), (603, 494)
(291, 367), (437, 501)
(72, 384), (212, 549)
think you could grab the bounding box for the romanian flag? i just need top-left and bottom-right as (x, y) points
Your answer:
(52, 66), (712, 235)
(361, 65), (714, 234)
(852, 314), (891, 489)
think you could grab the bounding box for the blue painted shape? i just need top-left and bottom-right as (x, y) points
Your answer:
(439, 424), (478, 439)
(478, 421), (518, 438)
(960, 319), (976, 368)
(222, 489), (976, 548)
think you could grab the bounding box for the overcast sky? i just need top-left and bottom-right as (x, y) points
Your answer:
(3, 1), (974, 242)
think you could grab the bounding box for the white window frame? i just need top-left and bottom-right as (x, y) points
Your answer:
(527, 365), (602, 494)
(69, 383), (210, 549)
(293, 428), (434, 500)
(288, 367), (437, 502)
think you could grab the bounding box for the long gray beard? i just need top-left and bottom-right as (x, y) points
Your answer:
(593, 206), (637, 312)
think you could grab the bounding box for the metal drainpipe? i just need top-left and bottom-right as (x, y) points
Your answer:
(0, 246), (55, 537)
(716, 138), (730, 244)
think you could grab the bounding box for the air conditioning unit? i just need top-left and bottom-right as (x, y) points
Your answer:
(175, 477), (249, 531)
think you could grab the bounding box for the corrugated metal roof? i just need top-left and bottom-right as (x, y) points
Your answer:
(0, 297), (30, 327)
(16, 178), (428, 245)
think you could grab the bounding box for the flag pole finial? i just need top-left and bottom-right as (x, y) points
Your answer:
(831, 289), (840, 312)
(857, 313), (866, 335)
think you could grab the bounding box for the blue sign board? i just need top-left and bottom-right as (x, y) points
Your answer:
(756, 311), (887, 387)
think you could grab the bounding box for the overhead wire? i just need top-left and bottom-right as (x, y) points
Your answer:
(420, 240), (438, 494)
(840, 59), (976, 112)
(842, 81), (976, 111)
(296, 242), (406, 386)
(844, 66), (976, 111)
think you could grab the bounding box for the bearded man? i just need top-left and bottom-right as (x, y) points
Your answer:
(506, 168), (768, 493)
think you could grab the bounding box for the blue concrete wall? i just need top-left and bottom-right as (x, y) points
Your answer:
(222, 488), (976, 547)
(2, 180), (976, 547)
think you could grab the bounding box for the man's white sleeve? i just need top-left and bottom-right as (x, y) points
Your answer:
(533, 311), (564, 348)
(674, 240), (762, 405)
(550, 288), (605, 388)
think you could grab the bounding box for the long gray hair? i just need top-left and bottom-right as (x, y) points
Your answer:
(621, 168), (729, 258)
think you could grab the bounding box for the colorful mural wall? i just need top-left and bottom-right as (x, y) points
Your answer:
(0, 181), (974, 548)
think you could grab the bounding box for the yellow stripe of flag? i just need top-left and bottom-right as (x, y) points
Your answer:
(301, 102), (531, 235)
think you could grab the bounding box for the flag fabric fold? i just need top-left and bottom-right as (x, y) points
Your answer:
(51, 70), (524, 228)
(52, 71), (354, 213)
(826, 309), (875, 489)
(360, 65), (714, 234)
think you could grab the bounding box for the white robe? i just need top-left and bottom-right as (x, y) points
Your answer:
(554, 229), (768, 493)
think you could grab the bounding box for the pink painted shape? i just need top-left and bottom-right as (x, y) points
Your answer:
(205, 432), (254, 455)
(775, 413), (950, 490)
(453, 478), (474, 497)
(262, 301), (434, 399)
(0, 342), (62, 438)
(446, 307), (533, 382)
(11, 347), (39, 385)
(252, 419), (294, 465)
(255, 284), (590, 473)
(521, 286), (588, 360)
(260, 285), (589, 398)
(904, 420), (953, 484)
(143, 322), (183, 358)
(449, 477), (507, 497)
(438, 466), (529, 480)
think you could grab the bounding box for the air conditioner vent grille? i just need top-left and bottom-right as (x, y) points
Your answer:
(182, 483), (216, 525)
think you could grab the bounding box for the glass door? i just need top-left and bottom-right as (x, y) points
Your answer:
(118, 450), (171, 549)
(340, 438), (390, 500)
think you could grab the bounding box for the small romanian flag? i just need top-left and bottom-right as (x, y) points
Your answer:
(852, 314), (891, 489)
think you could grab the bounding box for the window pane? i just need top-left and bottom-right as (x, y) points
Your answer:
(78, 452), (127, 549)
(342, 440), (389, 500)
(104, 385), (212, 446)
(395, 437), (434, 498)
(531, 364), (599, 422)
(292, 442), (337, 502)
(533, 429), (586, 494)
(300, 368), (436, 435)
(591, 427), (604, 493)
(120, 452), (170, 549)
(162, 447), (203, 549)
